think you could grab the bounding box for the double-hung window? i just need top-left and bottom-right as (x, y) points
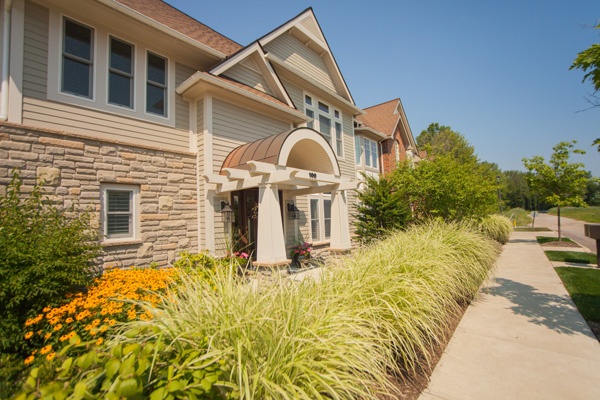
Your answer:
(309, 194), (332, 242)
(62, 19), (93, 98)
(146, 52), (167, 116)
(355, 135), (363, 165)
(101, 184), (139, 241)
(364, 138), (378, 169)
(304, 94), (343, 157)
(109, 37), (134, 108)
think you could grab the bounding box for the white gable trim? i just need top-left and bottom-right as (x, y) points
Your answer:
(209, 43), (294, 107)
(257, 8), (355, 104)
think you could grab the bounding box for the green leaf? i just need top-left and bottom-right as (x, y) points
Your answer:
(73, 381), (87, 399)
(105, 358), (121, 379)
(118, 378), (139, 398)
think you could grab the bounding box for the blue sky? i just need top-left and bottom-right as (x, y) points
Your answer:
(166, 0), (600, 176)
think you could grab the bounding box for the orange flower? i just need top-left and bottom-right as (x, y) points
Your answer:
(24, 331), (34, 340)
(46, 352), (56, 361)
(40, 345), (52, 355)
(95, 338), (104, 346)
(24, 356), (35, 365)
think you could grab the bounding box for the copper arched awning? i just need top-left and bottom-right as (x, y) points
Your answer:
(220, 127), (341, 176)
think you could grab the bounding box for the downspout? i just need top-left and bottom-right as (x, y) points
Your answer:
(0, 0), (13, 121)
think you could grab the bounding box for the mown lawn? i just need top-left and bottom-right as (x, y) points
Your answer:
(545, 251), (597, 265)
(536, 236), (576, 245)
(548, 207), (600, 223)
(555, 267), (600, 323)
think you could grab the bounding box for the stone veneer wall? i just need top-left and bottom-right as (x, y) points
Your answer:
(0, 122), (198, 269)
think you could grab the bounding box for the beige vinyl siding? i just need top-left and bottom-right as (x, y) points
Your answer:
(222, 57), (274, 96)
(264, 34), (336, 93)
(337, 113), (355, 178)
(196, 99), (205, 249)
(281, 79), (302, 110)
(296, 195), (310, 243)
(211, 98), (289, 173)
(175, 63), (195, 131)
(22, 98), (189, 151)
(23, 0), (48, 100)
(299, 16), (324, 41)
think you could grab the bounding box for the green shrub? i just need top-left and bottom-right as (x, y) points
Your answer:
(0, 170), (102, 355)
(355, 172), (412, 243)
(478, 214), (513, 244)
(16, 222), (499, 399)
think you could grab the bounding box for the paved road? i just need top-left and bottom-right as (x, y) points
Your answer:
(531, 212), (597, 254)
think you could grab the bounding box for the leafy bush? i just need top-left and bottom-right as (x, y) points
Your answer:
(355, 172), (412, 243)
(0, 170), (102, 355)
(478, 214), (513, 244)
(17, 222), (499, 399)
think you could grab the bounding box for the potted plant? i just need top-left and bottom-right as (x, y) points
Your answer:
(290, 241), (312, 268)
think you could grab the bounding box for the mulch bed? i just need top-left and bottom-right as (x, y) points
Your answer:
(381, 302), (469, 399)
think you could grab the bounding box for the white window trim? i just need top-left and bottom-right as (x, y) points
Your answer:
(100, 183), (140, 243)
(363, 137), (379, 171)
(309, 193), (332, 244)
(47, 10), (176, 127)
(304, 92), (344, 159)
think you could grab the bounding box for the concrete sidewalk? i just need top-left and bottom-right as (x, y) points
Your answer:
(419, 231), (600, 400)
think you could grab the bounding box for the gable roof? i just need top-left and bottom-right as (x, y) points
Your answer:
(112, 0), (242, 57)
(357, 99), (401, 136)
(257, 8), (356, 106)
(357, 98), (418, 150)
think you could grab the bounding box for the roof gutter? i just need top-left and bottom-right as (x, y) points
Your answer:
(95, 0), (226, 60)
(0, 0), (13, 121)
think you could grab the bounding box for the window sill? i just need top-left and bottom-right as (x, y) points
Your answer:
(101, 239), (142, 248)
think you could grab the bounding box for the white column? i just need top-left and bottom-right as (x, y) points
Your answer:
(330, 189), (351, 251)
(256, 183), (288, 265)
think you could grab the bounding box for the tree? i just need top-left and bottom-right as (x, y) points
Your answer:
(593, 138), (600, 152)
(570, 23), (600, 108)
(522, 141), (588, 241)
(354, 173), (411, 243)
(393, 155), (498, 222)
(502, 170), (533, 210)
(416, 123), (476, 162)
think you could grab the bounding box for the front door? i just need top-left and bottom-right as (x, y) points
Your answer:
(231, 188), (285, 261)
(232, 188), (259, 260)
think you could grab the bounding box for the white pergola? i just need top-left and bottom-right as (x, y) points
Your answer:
(204, 128), (356, 265)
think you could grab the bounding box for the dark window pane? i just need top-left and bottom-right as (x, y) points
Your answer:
(318, 101), (329, 113)
(62, 58), (91, 97)
(110, 38), (133, 74)
(109, 73), (132, 107)
(64, 20), (91, 60)
(310, 198), (319, 241)
(107, 214), (130, 235)
(147, 53), (166, 85)
(146, 84), (165, 115)
(319, 115), (331, 139)
(305, 95), (312, 105)
(108, 190), (131, 212)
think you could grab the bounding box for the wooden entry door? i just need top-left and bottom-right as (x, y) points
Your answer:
(232, 188), (259, 259)
(231, 188), (284, 260)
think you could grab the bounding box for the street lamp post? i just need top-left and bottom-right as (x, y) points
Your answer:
(496, 176), (503, 214)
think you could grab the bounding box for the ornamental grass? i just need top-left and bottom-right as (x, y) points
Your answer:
(478, 214), (513, 244)
(18, 221), (500, 399)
